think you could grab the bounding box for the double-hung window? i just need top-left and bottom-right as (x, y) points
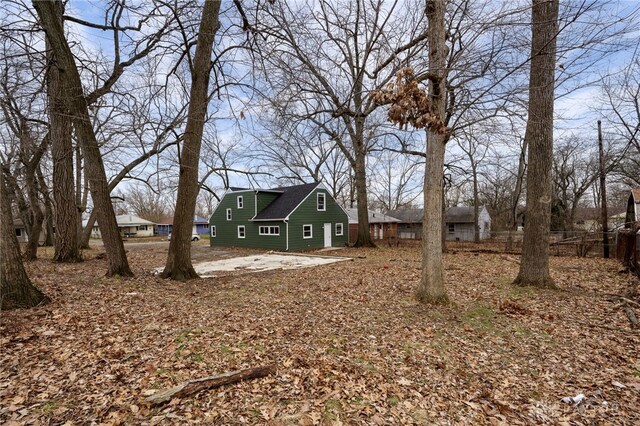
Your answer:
(317, 193), (326, 211)
(303, 224), (313, 239)
(335, 223), (343, 236)
(237, 196), (243, 209)
(238, 226), (245, 238)
(226, 208), (232, 221)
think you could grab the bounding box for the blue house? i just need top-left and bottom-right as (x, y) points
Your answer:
(155, 215), (210, 236)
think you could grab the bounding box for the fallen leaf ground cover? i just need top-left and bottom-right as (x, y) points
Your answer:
(1, 241), (639, 425)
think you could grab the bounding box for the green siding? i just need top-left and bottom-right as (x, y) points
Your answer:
(209, 190), (287, 250)
(256, 192), (280, 213)
(209, 186), (348, 251)
(287, 188), (349, 250)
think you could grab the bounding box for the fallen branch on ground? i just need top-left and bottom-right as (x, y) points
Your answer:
(624, 306), (639, 329)
(145, 364), (276, 404)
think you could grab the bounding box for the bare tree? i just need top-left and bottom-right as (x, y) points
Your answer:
(514, 0), (559, 288)
(0, 170), (47, 310)
(251, 0), (430, 247)
(161, 0), (222, 280)
(47, 0), (78, 262)
(34, 0), (134, 276)
(122, 184), (170, 224)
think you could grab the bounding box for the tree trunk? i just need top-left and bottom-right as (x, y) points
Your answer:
(161, 0), (221, 280)
(514, 0), (559, 288)
(47, 1), (81, 262)
(353, 134), (375, 247)
(34, 0), (132, 277)
(0, 174), (48, 311)
(506, 138), (527, 252)
(472, 163), (480, 243)
(38, 166), (55, 247)
(417, 0), (449, 304)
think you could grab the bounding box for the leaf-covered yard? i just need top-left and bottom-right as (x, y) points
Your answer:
(1, 242), (639, 425)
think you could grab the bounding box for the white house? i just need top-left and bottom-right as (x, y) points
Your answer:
(83, 214), (156, 238)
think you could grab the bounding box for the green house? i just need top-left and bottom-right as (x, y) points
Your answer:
(209, 182), (349, 251)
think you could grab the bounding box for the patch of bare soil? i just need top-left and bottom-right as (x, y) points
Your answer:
(1, 242), (639, 425)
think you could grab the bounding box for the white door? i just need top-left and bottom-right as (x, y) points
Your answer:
(323, 223), (332, 247)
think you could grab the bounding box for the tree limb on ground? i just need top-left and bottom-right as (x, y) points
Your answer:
(145, 364), (276, 404)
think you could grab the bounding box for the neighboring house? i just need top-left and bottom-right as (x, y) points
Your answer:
(84, 214), (155, 238)
(625, 188), (640, 227)
(13, 219), (46, 244)
(346, 208), (400, 242)
(156, 215), (210, 236)
(387, 208), (424, 240)
(388, 206), (492, 241)
(209, 182), (348, 251)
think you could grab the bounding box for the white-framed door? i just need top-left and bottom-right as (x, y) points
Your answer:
(323, 223), (332, 247)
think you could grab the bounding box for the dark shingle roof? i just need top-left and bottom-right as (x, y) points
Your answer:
(253, 182), (320, 220)
(446, 207), (476, 223)
(229, 187), (250, 192)
(388, 207), (486, 224)
(387, 208), (424, 223)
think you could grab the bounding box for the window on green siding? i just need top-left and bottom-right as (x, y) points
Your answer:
(259, 226), (280, 235)
(226, 208), (232, 220)
(335, 223), (343, 236)
(317, 192), (326, 211)
(237, 196), (243, 209)
(238, 225), (245, 238)
(303, 224), (312, 239)
(211, 226), (216, 237)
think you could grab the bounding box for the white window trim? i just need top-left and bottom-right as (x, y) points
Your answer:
(226, 208), (232, 221)
(237, 225), (245, 238)
(317, 192), (326, 211)
(303, 224), (313, 239)
(335, 223), (343, 236)
(211, 226), (216, 237)
(237, 196), (243, 209)
(448, 224), (455, 234)
(259, 226), (280, 236)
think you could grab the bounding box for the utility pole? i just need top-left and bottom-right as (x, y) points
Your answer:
(598, 120), (609, 258)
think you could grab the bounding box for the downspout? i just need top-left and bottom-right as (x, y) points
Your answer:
(285, 219), (289, 251)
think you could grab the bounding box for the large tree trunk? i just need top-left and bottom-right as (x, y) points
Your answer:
(34, 0), (132, 277)
(47, 1), (81, 262)
(514, 0), (559, 288)
(0, 174), (48, 311)
(353, 129), (375, 247)
(417, 0), (449, 304)
(161, 0), (221, 280)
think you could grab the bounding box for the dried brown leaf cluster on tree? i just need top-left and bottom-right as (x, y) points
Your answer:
(372, 68), (446, 134)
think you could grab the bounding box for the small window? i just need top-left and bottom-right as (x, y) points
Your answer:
(238, 225), (245, 238)
(317, 192), (326, 211)
(203, 223), (209, 229)
(335, 223), (343, 236)
(237, 196), (243, 209)
(303, 224), (313, 239)
(211, 226), (216, 237)
(448, 224), (455, 234)
(259, 226), (280, 235)
(226, 208), (232, 221)
(15, 228), (22, 237)
(138, 225), (147, 231)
